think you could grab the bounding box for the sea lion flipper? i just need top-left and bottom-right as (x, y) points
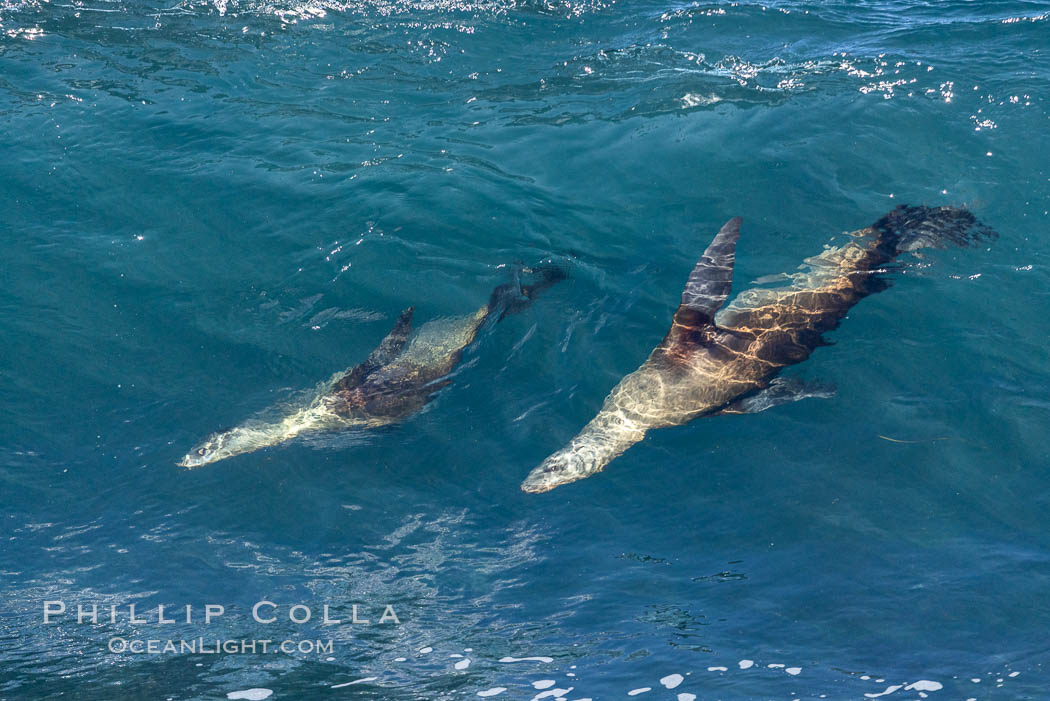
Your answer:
(488, 262), (568, 321)
(716, 376), (835, 415)
(334, 307), (414, 391)
(674, 216), (741, 326)
(367, 306), (414, 365)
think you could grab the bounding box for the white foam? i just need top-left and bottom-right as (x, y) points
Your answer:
(864, 684), (902, 698)
(905, 681), (942, 692)
(477, 689), (506, 698)
(627, 689), (651, 696)
(419, 647), (433, 654)
(394, 657), (407, 662)
(786, 667), (802, 676)
(768, 663), (785, 669)
(681, 93), (722, 108)
(532, 688), (572, 700)
(226, 691), (272, 701)
(331, 677), (377, 688)
(660, 674), (684, 689)
(455, 658), (471, 670)
(678, 694), (697, 701)
(1009, 671), (1020, 677)
(532, 680), (556, 689)
(450, 653), (463, 658)
(707, 666), (727, 672)
(500, 656), (554, 663)
(970, 678), (981, 683)
(739, 659), (754, 669)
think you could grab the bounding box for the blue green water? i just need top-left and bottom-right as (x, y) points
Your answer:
(2, 0), (1050, 698)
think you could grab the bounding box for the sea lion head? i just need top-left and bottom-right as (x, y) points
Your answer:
(521, 450), (594, 494)
(178, 428), (236, 468)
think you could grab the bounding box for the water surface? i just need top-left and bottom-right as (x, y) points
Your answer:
(2, 0), (1050, 698)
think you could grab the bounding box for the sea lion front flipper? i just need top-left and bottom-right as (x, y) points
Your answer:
(334, 307), (414, 391)
(367, 306), (414, 366)
(658, 217), (741, 353)
(673, 217), (741, 327)
(717, 376), (835, 415)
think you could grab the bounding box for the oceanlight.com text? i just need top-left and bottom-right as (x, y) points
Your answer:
(108, 637), (335, 655)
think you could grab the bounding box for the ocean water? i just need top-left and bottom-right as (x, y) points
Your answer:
(2, 0), (1050, 698)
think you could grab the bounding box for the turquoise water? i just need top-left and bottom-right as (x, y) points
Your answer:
(2, 0), (1050, 698)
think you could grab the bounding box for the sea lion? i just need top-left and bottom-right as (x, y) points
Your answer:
(521, 205), (995, 493)
(180, 264), (565, 467)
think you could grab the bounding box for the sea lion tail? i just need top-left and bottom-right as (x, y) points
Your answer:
(872, 204), (997, 255)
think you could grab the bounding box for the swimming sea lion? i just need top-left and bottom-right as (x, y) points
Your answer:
(521, 205), (995, 493)
(180, 264), (565, 467)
